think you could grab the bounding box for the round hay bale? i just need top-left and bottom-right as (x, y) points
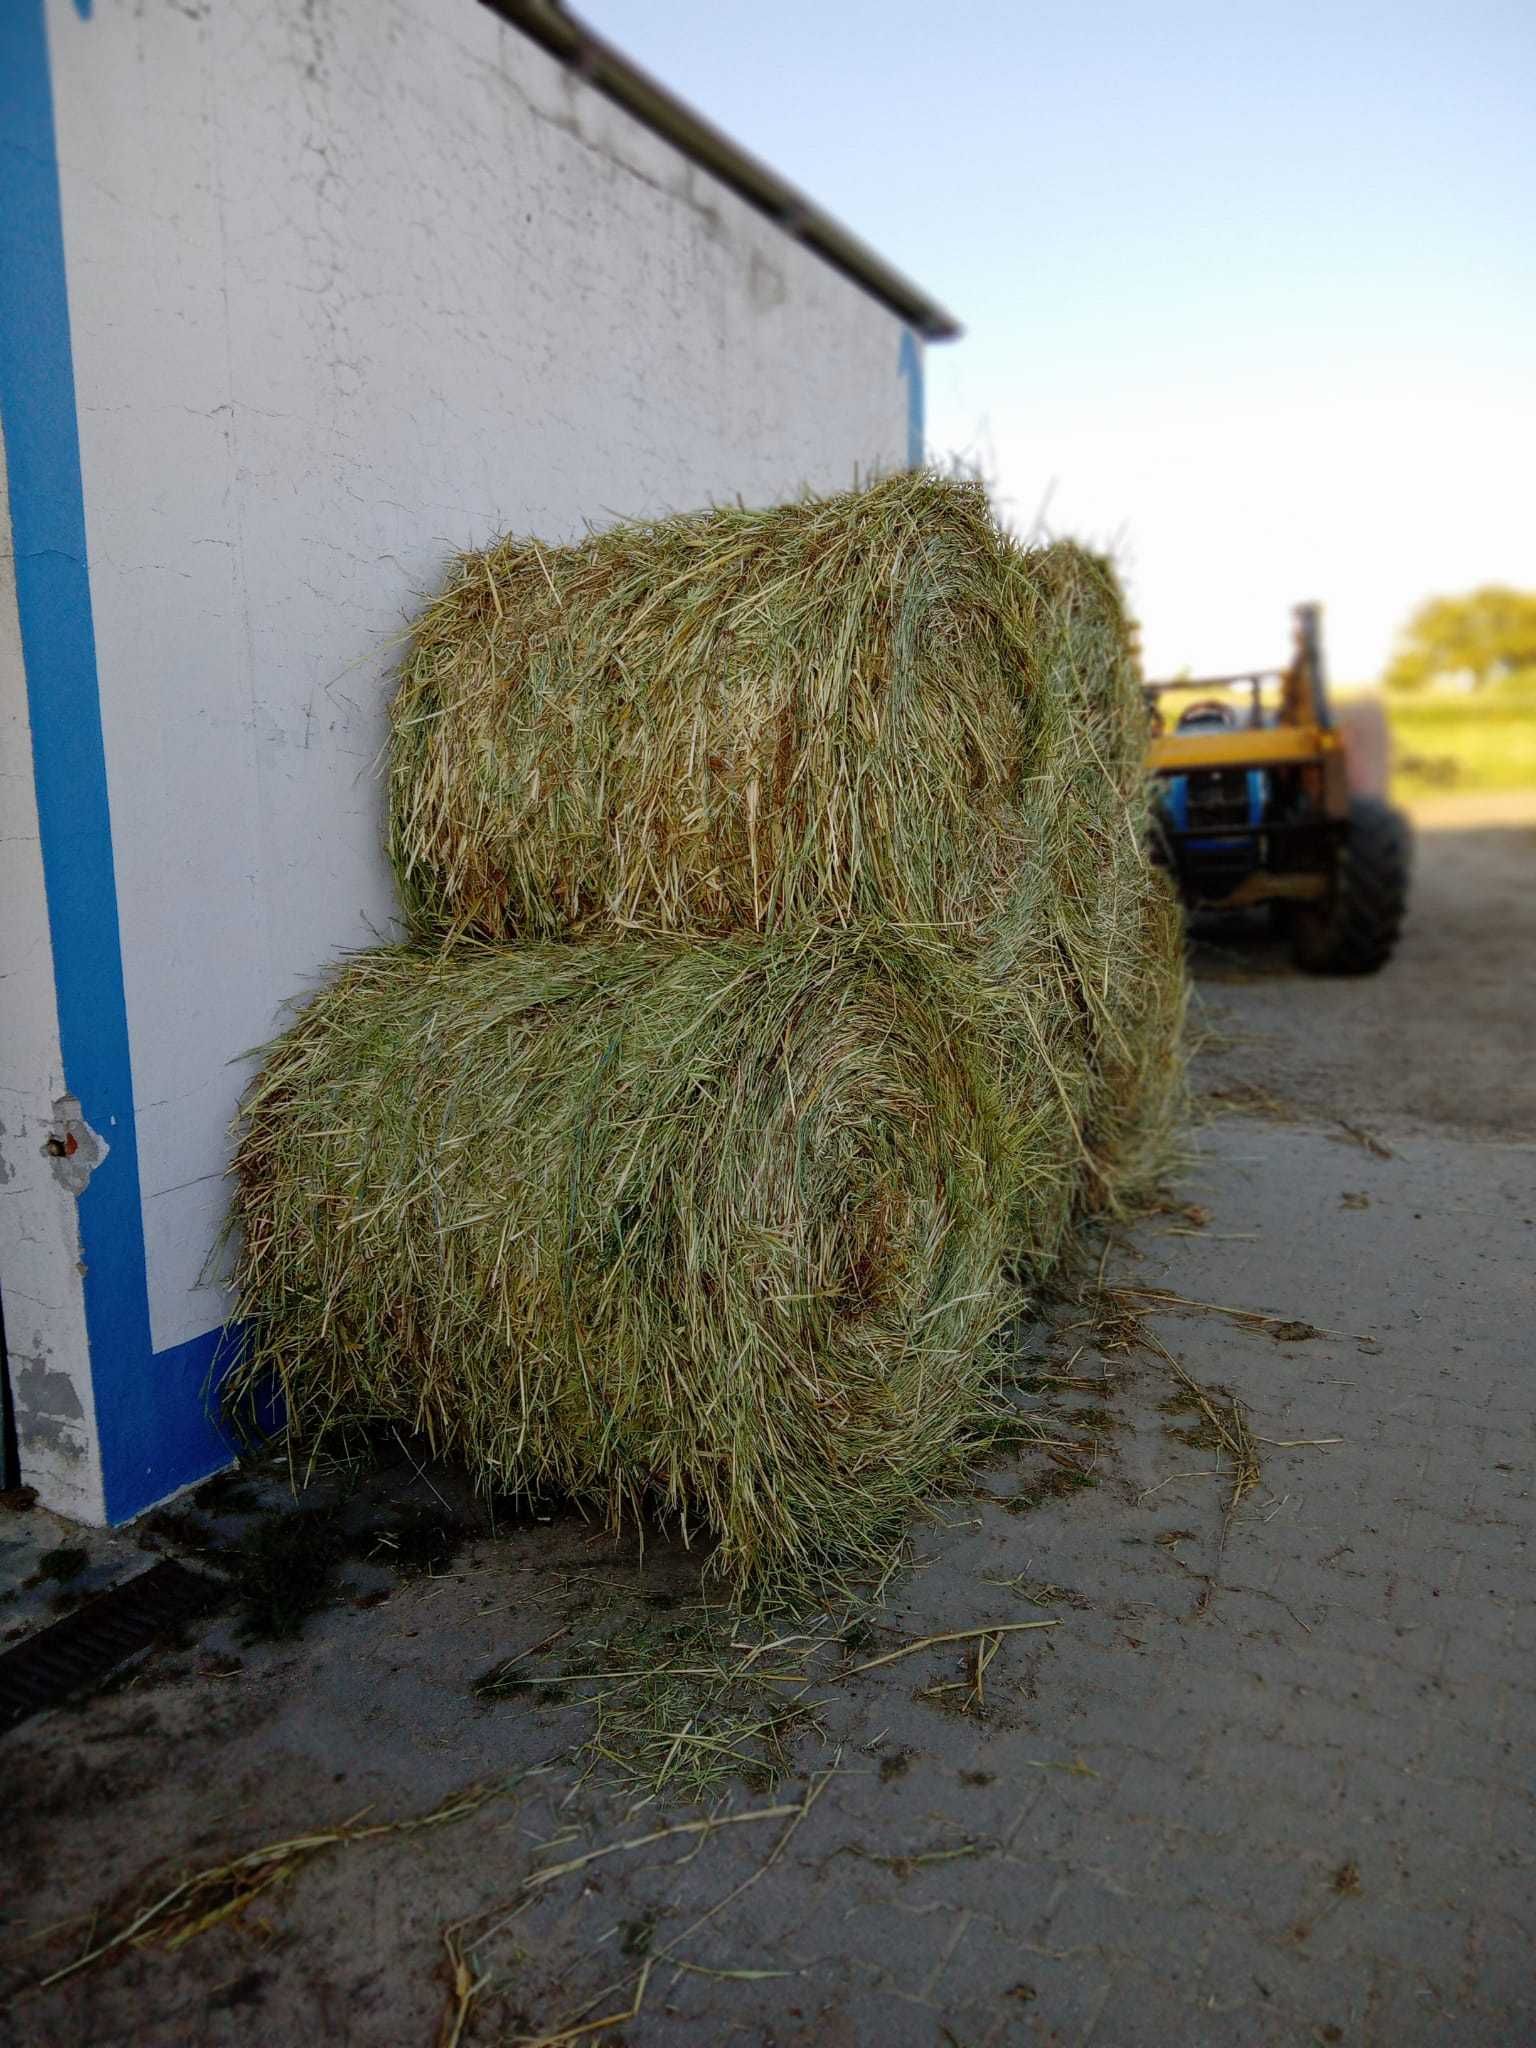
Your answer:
(227, 930), (1035, 1588)
(388, 471), (1143, 944)
(1075, 867), (1189, 1213)
(972, 859), (1186, 1263)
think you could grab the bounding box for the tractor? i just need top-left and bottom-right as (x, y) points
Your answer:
(1145, 605), (1410, 972)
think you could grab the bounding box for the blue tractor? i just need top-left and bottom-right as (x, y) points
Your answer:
(1147, 606), (1410, 973)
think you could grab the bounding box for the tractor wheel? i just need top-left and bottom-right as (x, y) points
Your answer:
(1291, 796), (1411, 974)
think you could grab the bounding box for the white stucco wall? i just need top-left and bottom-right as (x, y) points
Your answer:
(0, 430), (106, 1518)
(41, 0), (914, 1371)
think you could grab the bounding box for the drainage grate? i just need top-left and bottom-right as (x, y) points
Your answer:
(0, 1559), (224, 1734)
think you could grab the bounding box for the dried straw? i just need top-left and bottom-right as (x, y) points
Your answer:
(230, 472), (1187, 1591)
(227, 928), (1029, 1589)
(387, 472), (1140, 949)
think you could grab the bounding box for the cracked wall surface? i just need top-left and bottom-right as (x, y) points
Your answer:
(0, 425), (107, 1518)
(43, 0), (915, 1360)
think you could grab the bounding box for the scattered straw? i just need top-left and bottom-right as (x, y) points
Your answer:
(504, 1765), (838, 2047)
(1116, 1285), (1373, 1344)
(668, 1960), (798, 1981)
(843, 1837), (999, 1877)
(523, 1799), (802, 1891)
(1333, 1119), (1394, 1159)
(1097, 1285), (1260, 1617)
(1204, 1082), (1299, 1123)
(35, 1776), (533, 1994)
(848, 1620), (1059, 1674)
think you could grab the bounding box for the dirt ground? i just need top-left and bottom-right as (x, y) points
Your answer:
(1, 799), (1532, 2047)
(1191, 793), (1536, 1143)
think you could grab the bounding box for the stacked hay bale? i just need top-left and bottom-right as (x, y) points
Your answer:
(228, 473), (1185, 1588)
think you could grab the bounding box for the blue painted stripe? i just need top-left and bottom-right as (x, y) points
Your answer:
(0, 0), (234, 1519)
(898, 328), (925, 470)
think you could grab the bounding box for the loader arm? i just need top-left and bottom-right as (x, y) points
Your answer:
(1143, 602), (1407, 967)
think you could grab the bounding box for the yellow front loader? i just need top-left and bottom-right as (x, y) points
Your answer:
(1145, 605), (1410, 972)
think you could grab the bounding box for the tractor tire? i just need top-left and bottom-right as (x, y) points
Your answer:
(1291, 796), (1411, 975)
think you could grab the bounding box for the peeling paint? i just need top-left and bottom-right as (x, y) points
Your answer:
(10, 1352), (87, 1459)
(0, 44), (103, 1520)
(41, 1093), (108, 1196)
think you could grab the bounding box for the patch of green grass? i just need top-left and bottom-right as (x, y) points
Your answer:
(1384, 677), (1536, 799)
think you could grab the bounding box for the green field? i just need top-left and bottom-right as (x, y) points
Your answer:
(1383, 675), (1536, 800)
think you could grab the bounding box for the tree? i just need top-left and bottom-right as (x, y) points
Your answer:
(1384, 586), (1536, 692)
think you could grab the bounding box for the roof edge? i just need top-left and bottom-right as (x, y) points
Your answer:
(480, 0), (962, 341)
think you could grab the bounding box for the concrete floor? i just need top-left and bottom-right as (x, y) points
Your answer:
(1, 801), (1531, 2047)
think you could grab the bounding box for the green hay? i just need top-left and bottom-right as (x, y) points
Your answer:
(388, 472), (1143, 949)
(231, 473), (1187, 1592)
(385, 467), (1183, 1254)
(227, 929), (1039, 1590)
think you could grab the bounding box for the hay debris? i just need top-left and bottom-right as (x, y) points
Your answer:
(1115, 1284), (1372, 1344)
(445, 1766), (839, 2048)
(33, 1777), (532, 1993)
(1333, 1118), (1394, 1158)
(521, 1798), (803, 1892)
(1098, 1283), (1262, 1616)
(478, 1606), (834, 1805)
(846, 1619), (1058, 1675)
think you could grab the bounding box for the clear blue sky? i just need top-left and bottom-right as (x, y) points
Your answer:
(579, 0), (1535, 682)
